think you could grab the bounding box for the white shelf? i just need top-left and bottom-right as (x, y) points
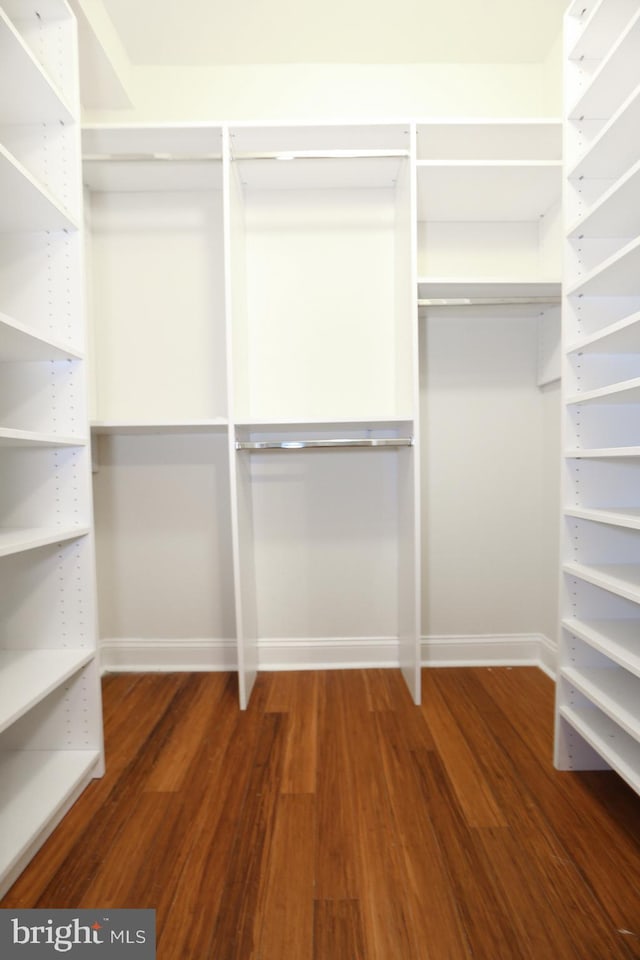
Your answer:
(566, 376), (640, 405)
(564, 560), (640, 603)
(0, 144), (78, 233)
(0, 526), (90, 559)
(416, 162), (561, 221)
(568, 234), (640, 296)
(229, 122), (410, 156)
(568, 0), (639, 61)
(565, 506), (640, 530)
(90, 418), (228, 435)
(415, 120), (562, 161)
(569, 82), (640, 181)
(0, 8), (73, 125)
(235, 416), (414, 429)
(0, 428), (86, 448)
(0, 649), (93, 735)
(235, 154), (405, 191)
(566, 309), (640, 354)
(82, 122), (224, 193)
(0, 749), (101, 893)
(563, 664), (640, 742)
(569, 9), (640, 120)
(417, 278), (561, 300)
(566, 446), (640, 458)
(2, 0), (72, 20)
(562, 617), (640, 678)
(0, 313), (83, 362)
(559, 704), (640, 792)
(567, 157), (640, 239)
(83, 157), (224, 193)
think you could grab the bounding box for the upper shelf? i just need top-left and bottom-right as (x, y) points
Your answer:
(568, 157), (640, 239)
(82, 124), (223, 192)
(0, 313), (82, 362)
(0, 428), (86, 448)
(418, 279), (561, 300)
(567, 0), (638, 61)
(229, 123), (410, 157)
(0, 649), (93, 735)
(562, 617), (640, 679)
(235, 153), (406, 192)
(565, 377), (640, 406)
(0, 526), (90, 559)
(568, 235), (640, 297)
(568, 8), (640, 120)
(569, 81), (640, 181)
(0, 7), (73, 125)
(90, 418), (228, 435)
(417, 162), (560, 222)
(415, 120), (561, 161)
(565, 309), (640, 355)
(0, 144), (78, 233)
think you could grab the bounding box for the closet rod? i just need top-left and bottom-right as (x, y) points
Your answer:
(418, 296), (561, 306)
(236, 437), (413, 451)
(83, 153), (223, 162)
(233, 149), (410, 161)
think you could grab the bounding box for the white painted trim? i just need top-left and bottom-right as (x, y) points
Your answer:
(537, 633), (558, 679)
(99, 638), (237, 672)
(100, 632), (557, 675)
(422, 633), (547, 668)
(258, 636), (398, 671)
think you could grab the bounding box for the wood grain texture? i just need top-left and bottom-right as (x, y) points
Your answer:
(2, 667), (639, 960)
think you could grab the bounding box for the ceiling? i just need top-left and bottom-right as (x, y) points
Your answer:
(96, 0), (568, 66)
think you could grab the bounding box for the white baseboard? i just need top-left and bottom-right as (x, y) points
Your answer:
(425, 633), (556, 678)
(100, 633), (557, 677)
(100, 637), (237, 672)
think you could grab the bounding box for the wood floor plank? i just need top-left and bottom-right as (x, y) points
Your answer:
(411, 747), (532, 960)
(339, 671), (419, 960)
(156, 674), (273, 958)
(374, 708), (472, 959)
(313, 899), (366, 960)
(421, 671), (507, 828)
(255, 793), (315, 960)
(144, 672), (229, 792)
(206, 710), (286, 960)
(265, 670), (319, 795)
(314, 671), (362, 900)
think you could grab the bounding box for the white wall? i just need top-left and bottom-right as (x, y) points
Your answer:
(82, 58), (563, 124)
(420, 311), (560, 646)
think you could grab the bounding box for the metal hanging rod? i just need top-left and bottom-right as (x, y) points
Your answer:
(83, 153), (223, 162)
(418, 296), (561, 307)
(83, 149), (407, 163)
(236, 437), (413, 451)
(233, 149), (410, 161)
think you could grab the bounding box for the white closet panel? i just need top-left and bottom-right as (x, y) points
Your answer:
(557, 0), (640, 795)
(0, 0), (103, 898)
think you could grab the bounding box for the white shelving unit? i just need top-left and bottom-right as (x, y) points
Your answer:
(416, 121), (562, 293)
(82, 118), (563, 715)
(82, 125), (236, 687)
(416, 122), (562, 387)
(0, 0), (103, 898)
(227, 122), (420, 708)
(555, 0), (640, 796)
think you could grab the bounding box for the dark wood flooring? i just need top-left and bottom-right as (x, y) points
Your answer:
(2, 667), (640, 959)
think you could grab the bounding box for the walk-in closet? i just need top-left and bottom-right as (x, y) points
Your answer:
(1, 3), (639, 955)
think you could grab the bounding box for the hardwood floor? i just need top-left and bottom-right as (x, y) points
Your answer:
(2, 667), (639, 959)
